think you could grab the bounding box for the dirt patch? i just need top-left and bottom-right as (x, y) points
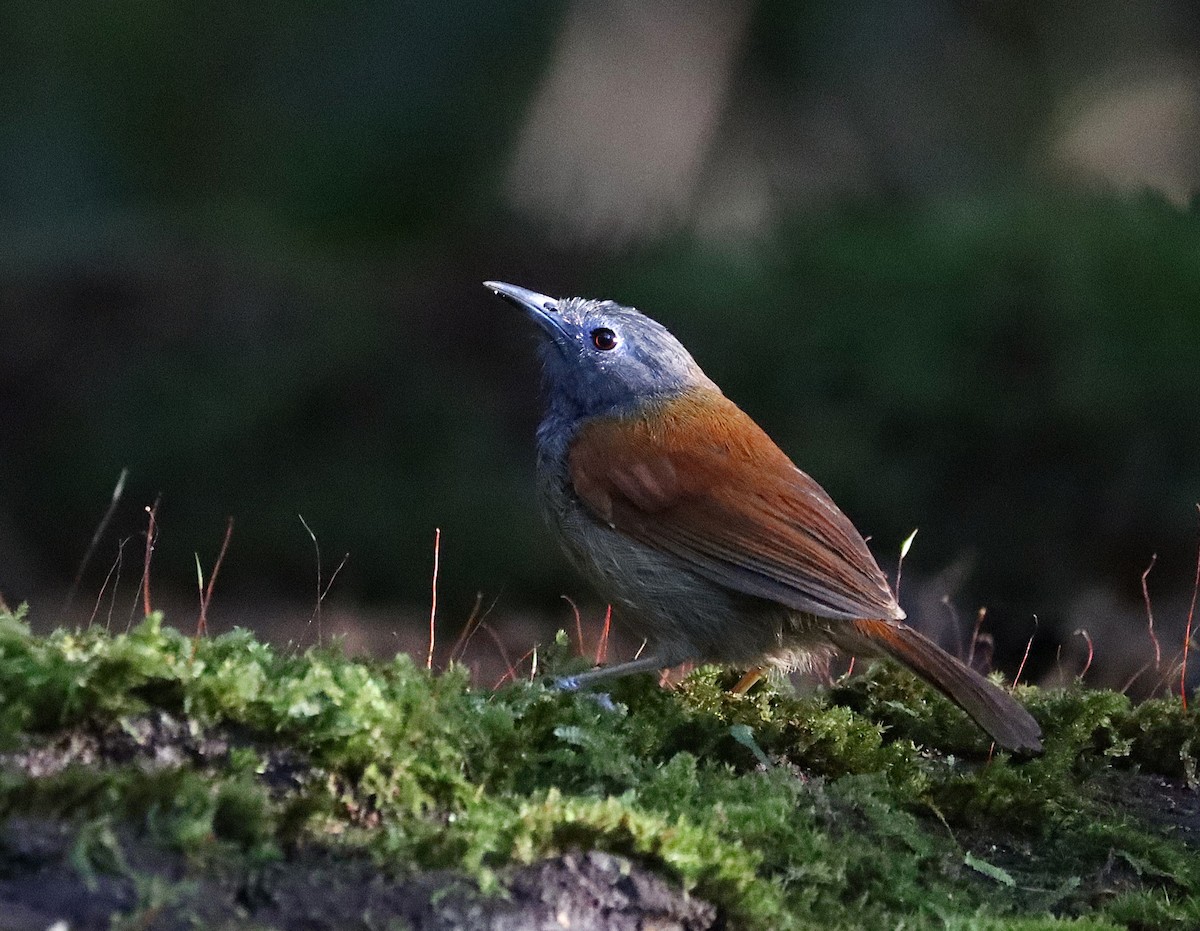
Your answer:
(1102, 771), (1200, 849)
(0, 709), (316, 796)
(0, 816), (715, 931)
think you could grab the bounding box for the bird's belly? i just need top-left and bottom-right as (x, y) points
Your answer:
(546, 495), (795, 666)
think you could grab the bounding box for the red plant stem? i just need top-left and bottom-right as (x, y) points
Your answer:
(596, 605), (612, 665)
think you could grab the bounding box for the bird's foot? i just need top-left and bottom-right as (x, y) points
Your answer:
(551, 675), (617, 711)
(731, 665), (767, 695)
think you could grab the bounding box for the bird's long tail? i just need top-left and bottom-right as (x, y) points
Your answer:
(828, 618), (1043, 753)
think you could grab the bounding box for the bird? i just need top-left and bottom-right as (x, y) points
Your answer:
(484, 281), (1042, 753)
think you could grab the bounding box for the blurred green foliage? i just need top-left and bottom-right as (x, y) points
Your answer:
(7, 189), (1200, 653)
(2, 1), (1198, 663)
(1, 0), (557, 235)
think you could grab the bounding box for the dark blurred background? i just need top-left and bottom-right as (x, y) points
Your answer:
(3, 0), (1199, 689)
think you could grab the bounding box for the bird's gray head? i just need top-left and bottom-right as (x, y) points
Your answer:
(485, 281), (716, 420)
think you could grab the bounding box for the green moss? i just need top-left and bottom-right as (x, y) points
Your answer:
(1102, 888), (1200, 929)
(0, 605), (1196, 929)
(1121, 699), (1200, 786)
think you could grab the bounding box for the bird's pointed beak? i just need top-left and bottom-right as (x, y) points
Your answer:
(483, 281), (568, 338)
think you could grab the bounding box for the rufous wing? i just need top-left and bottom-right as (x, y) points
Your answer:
(567, 389), (903, 621)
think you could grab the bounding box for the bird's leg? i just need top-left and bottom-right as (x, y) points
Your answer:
(552, 653), (669, 691)
(731, 665), (767, 695)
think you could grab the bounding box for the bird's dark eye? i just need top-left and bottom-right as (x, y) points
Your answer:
(591, 327), (618, 351)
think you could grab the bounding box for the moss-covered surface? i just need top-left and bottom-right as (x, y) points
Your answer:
(0, 604), (1196, 929)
